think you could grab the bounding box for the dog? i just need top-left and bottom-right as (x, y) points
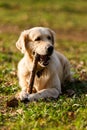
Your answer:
(16, 27), (71, 101)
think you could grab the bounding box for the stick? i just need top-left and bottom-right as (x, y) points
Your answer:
(28, 53), (40, 94)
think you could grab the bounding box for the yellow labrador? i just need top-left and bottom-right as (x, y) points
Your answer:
(16, 27), (71, 101)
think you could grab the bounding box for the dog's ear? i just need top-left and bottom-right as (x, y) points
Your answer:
(16, 31), (29, 53)
(48, 28), (56, 44)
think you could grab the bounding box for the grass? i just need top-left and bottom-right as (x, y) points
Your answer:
(0, 0), (87, 30)
(0, 0), (87, 130)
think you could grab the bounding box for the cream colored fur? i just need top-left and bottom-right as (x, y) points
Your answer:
(16, 27), (71, 101)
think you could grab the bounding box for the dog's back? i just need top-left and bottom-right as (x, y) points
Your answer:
(55, 51), (71, 83)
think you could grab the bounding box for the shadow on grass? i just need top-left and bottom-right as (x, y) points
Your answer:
(62, 79), (87, 97)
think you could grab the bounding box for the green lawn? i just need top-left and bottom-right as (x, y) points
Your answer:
(0, 0), (87, 130)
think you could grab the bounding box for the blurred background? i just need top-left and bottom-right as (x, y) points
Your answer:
(0, 0), (87, 40)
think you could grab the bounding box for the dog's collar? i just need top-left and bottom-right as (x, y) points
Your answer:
(36, 69), (44, 78)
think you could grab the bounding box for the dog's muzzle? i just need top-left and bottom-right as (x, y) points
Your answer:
(39, 45), (54, 66)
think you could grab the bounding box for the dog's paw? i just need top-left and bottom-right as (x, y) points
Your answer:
(16, 91), (29, 101)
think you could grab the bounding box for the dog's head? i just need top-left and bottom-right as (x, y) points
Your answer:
(16, 27), (55, 67)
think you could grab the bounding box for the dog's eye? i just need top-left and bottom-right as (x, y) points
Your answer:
(35, 37), (41, 41)
(47, 36), (51, 40)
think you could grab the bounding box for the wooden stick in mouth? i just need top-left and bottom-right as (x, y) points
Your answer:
(28, 53), (40, 94)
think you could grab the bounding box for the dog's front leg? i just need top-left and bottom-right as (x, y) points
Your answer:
(27, 88), (60, 101)
(17, 74), (30, 101)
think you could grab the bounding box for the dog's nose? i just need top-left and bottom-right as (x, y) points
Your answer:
(47, 46), (53, 55)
